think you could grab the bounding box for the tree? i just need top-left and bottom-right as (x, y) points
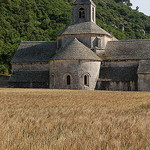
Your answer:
(0, 0), (150, 74)
(136, 6), (139, 11)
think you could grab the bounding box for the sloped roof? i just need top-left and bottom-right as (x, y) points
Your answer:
(138, 60), (150, 74)
(9, 71), (49, 82)
(105, 39), (150, 60)
(58, 21), (112, 37)
(72, 0), (96, 6)
(11, 41), (57, 63)
(50, 38), (101, 61)
(99, 65), (138, 81)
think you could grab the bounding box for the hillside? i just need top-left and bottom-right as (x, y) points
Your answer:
(1, 88), (150, 149)
(1, 0), (150, 73)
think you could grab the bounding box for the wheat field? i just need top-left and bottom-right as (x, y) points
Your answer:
(0, 88), (150, 150)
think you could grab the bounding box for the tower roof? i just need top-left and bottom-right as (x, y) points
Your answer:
(58, 21), (112, 37)
(72, 0), (96, 6)
(50, 38), (101, 61)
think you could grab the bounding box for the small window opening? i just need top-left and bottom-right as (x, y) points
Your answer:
(97, 37), (101, 48)
(67, 75), (71, 85)
(58, 39), (62, 48)
(84, 75), (89, 86)
(92, 7), (94, 21)
(79, 8), (85, 19)
(51, 74), (55, 87)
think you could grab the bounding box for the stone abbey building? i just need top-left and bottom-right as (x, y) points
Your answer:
(9, 0), (150, 91)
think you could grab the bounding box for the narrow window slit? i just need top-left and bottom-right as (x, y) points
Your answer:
(84, 75), (89, 86)
(67, 75), (71, 85)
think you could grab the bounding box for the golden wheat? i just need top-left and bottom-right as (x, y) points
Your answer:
(0, 88), (150, 150)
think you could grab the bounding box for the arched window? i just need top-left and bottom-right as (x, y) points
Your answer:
(79, 8), (85, 19)
(67, 75), (71, 85)
(51, 74), (55, 87)
(84, 74), (89, 86)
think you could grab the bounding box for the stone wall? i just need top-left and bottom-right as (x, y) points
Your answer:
(58, 34), (112, 50)
(10, 63), (49, 88)
(9, 71), (49, 88)
(0, 75), (10, 88)
(138, 74), (150, 91)
(137, 60), (150, 91)
(49, 60), (101, 90)
(96, 80), (137, 91)
(96, 60), (139, 91)
(9, 82), (49, 88)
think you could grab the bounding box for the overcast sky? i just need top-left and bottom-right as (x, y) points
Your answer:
(131, 0), (150, 16)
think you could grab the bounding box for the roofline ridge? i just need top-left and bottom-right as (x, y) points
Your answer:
(108, 39), (150, 43)
(21, 41), (56, 43)
(72, 37), (91, 49)
(49, 58), (101, 61)
(72, 0), (96, 6)
(94, 24), (112, 37)
(60, 37), (88, 51)
(140, 59), (150, 61)
(50, 37), (101, 61)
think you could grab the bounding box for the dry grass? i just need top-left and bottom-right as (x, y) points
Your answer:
(0, 88), (150, 150)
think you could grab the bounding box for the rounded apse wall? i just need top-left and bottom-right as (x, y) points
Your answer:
(49, 60), (101, 90)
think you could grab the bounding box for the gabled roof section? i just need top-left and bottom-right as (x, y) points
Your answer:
(138, 60), (150, 74)
(72, 0), (96, 6)
(50, 38), (101, 61)
(105, 39), (150, 60)
(58, 21), (112, 37)
(11, 41), (57, 63)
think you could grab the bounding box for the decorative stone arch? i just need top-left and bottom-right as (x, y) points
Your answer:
(82, 73), (91, 86)
(63, 73), (72, 86)
(79, 7), (85, 19)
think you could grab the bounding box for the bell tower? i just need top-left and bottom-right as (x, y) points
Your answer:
(72, 0), (96, 23)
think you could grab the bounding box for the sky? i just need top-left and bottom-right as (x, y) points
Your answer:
(131, 0), (150, 16)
